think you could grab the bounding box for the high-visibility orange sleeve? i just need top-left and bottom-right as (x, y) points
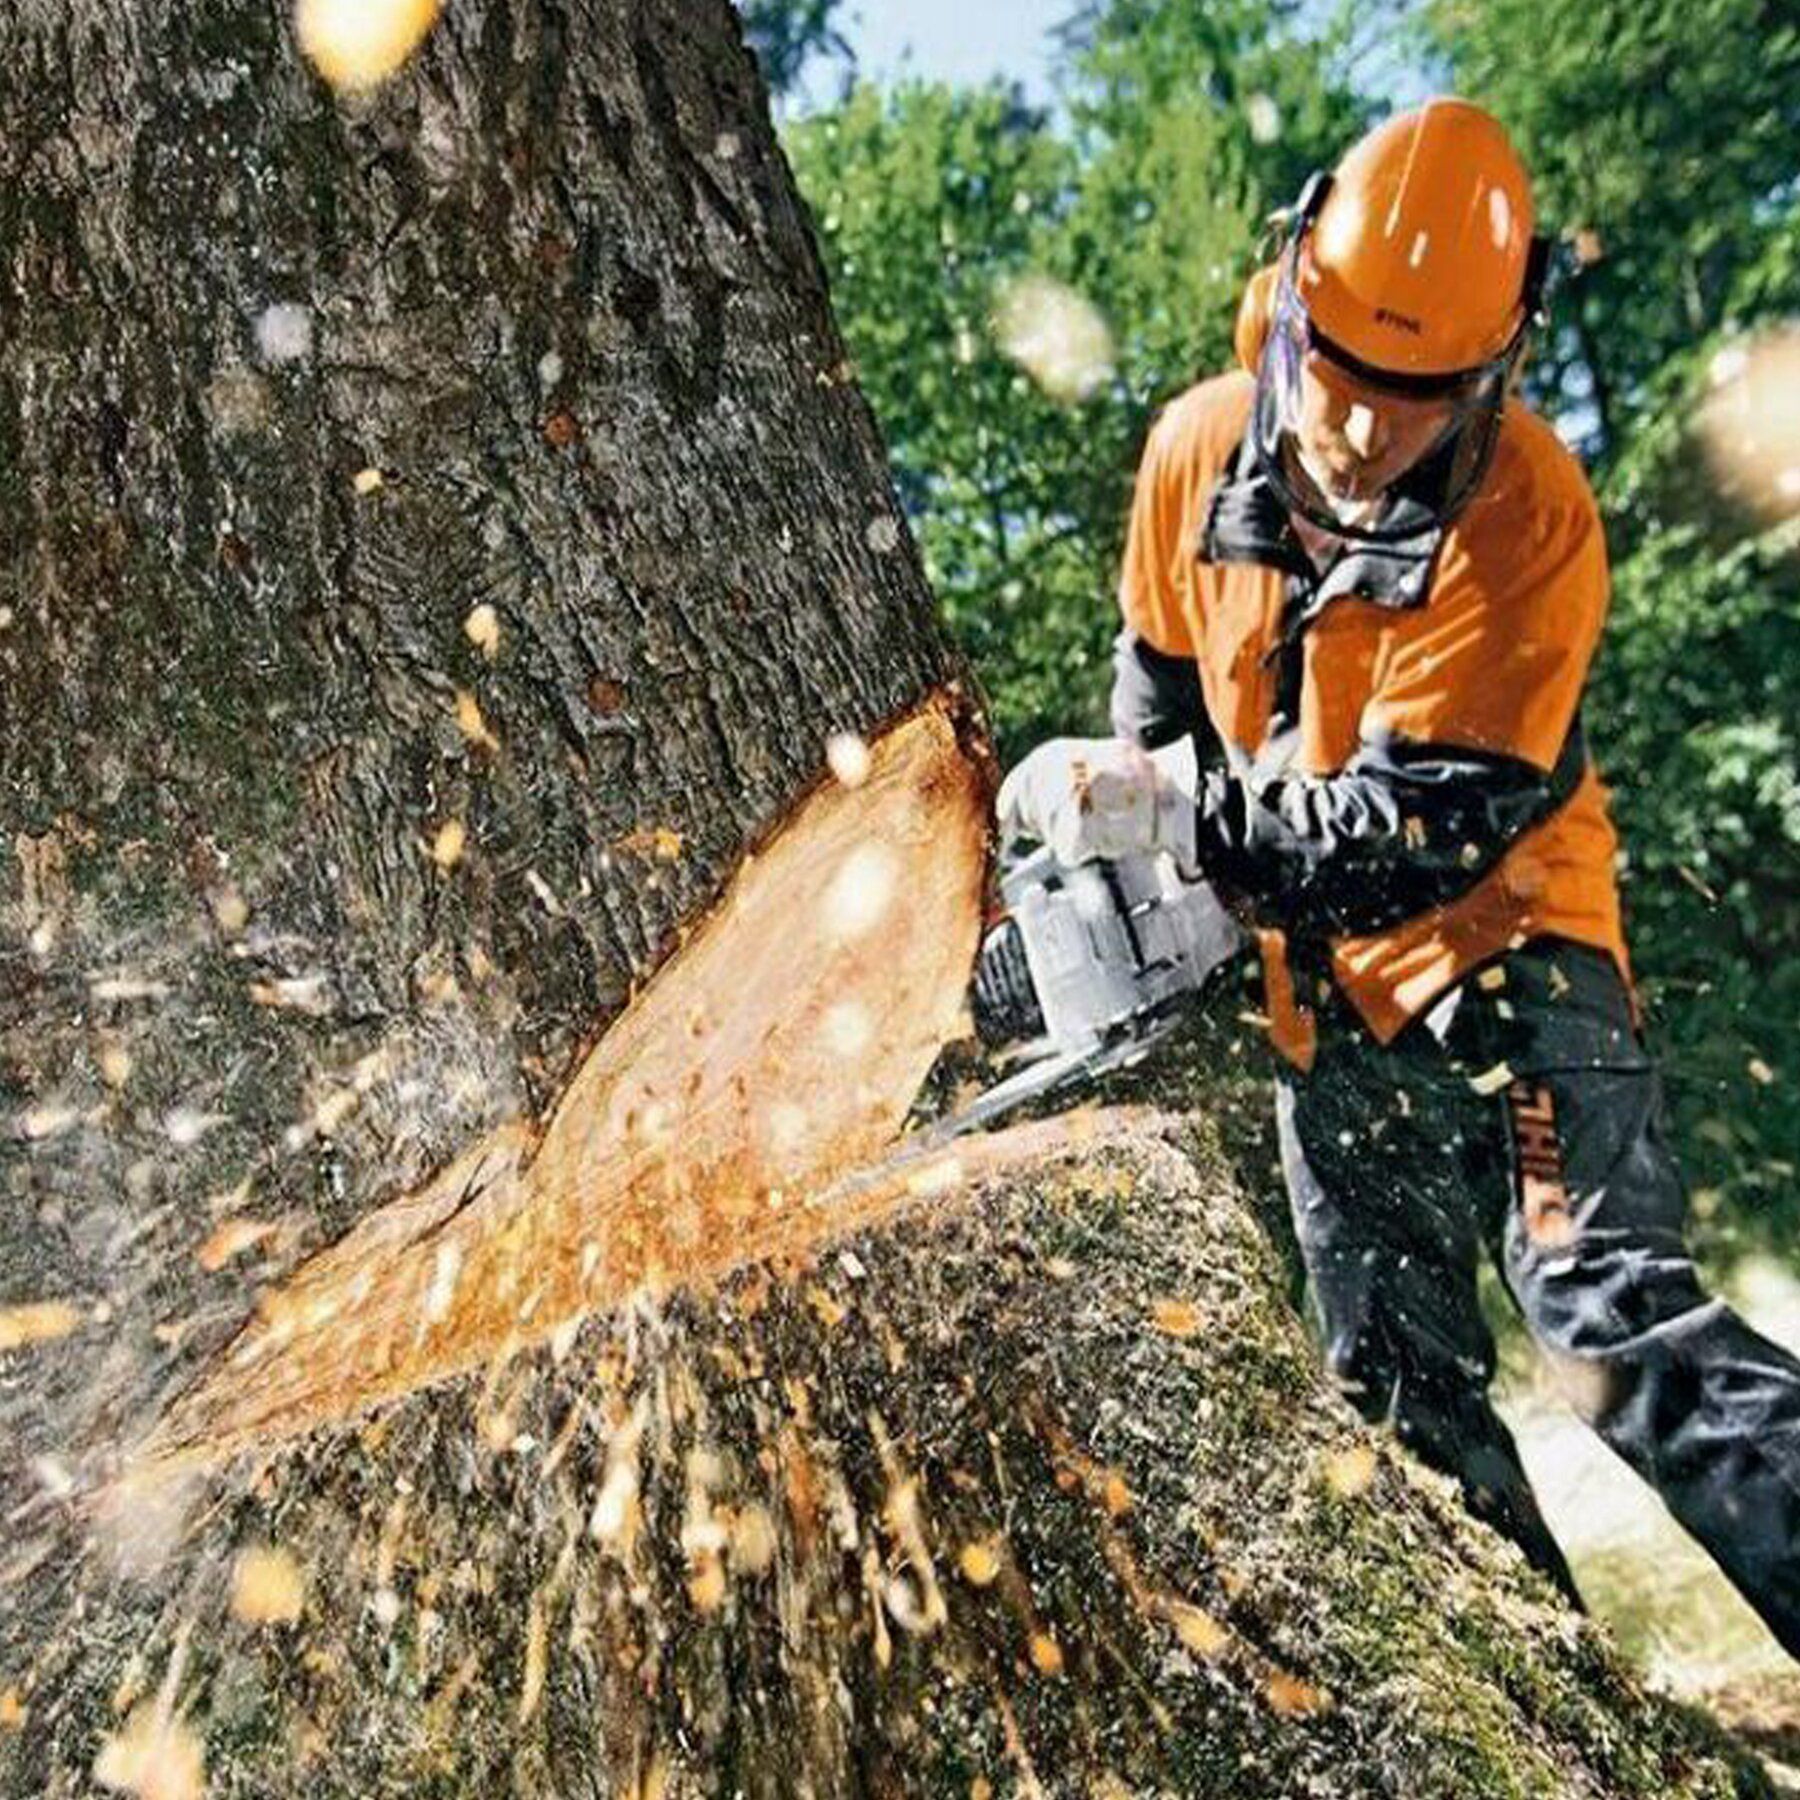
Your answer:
(1117, 405), (1199, 659)
(1363, 416), (1609, 773)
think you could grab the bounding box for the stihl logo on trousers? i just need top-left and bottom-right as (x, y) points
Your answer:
(1507, 1080), (1576, 1248)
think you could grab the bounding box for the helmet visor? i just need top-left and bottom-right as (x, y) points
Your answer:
(1253, 261), (1512, 540)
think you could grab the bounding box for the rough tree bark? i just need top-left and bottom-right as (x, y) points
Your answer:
(0, 2), (1773, 1796)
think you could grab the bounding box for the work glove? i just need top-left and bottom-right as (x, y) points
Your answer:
(996, 735), (1201, 875)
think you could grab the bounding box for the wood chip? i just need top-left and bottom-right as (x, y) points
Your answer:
(87, 974), (172, 1003)
(613, 824), (684, 862)
(453, 690), (500, 753)
(1150, 1299), (1202, 1339)
(1468, 1062), (1515, 1097)
(0, 1301), (82, 1351)
(431, 819), (467, 871)
(1323, 1442), (1378, 1498)
(19, 1105), (78, 1142)
(1166, 1600), (1231, 1659)
(231, 1545), (306, 1624)
(688, 1554), (727, 1613)
(1265, 1669), (1332, 1717)
(958, 1542), (1000, 1588)
(211, 887), (250, 934)
(806, 1286), (847, 1330)
(296, 0), (445, 92)
(464, 604), (500, 660)
(826, 732), (871, 789)
(518, 1592), (548, 1722)
(247, 975), (331, 1014)
(93, 1703), (204, 1800)
(729, 1505), (777, 1576)
(198, 1219), (277, 1273)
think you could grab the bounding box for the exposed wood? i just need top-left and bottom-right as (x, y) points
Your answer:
(142, 702), (988, 1468)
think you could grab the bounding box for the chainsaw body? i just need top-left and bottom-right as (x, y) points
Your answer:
(944, 847), (1245, 1139)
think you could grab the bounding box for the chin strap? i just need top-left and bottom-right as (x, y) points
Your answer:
(1521, 232), (1554, 329)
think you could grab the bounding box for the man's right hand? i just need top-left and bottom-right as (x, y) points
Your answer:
(996, 735), (1201, 875)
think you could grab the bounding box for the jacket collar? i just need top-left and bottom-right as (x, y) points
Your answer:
(1199, 434), (1445, 612)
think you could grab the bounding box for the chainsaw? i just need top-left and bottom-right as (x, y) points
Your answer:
(925, 844), (1246, 1143)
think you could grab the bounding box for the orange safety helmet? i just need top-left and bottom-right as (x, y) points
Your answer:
(1250, 98), (1553, 543)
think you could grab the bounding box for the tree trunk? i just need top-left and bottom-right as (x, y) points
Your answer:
(0, 2), (1772, 1796)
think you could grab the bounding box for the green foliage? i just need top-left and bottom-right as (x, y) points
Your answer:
(1576, 353), (1800, 1254)
(787, 83), (1125, 755)
(1418, 0), (1800, 459)
(785, 5), (1364, 756)
(1420, 0), (1800, 1255)
(1061, 0), (1369, 224)
(784, 0), (1800, 1259)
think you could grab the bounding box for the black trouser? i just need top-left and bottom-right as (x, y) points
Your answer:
(1277, 936), (1800, 1653)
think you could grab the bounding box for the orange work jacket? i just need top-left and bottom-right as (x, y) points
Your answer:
(1117, 370), (1632, 1067)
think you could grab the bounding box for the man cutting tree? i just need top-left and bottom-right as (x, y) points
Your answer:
(999, 97), (1800, 1653)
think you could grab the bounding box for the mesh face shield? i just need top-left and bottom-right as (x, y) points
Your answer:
(1251, 254), (1522, 544)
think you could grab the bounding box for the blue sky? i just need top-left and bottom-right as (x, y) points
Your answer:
(802, 0), (1066, 104)
(787, 2), (1435, 115)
